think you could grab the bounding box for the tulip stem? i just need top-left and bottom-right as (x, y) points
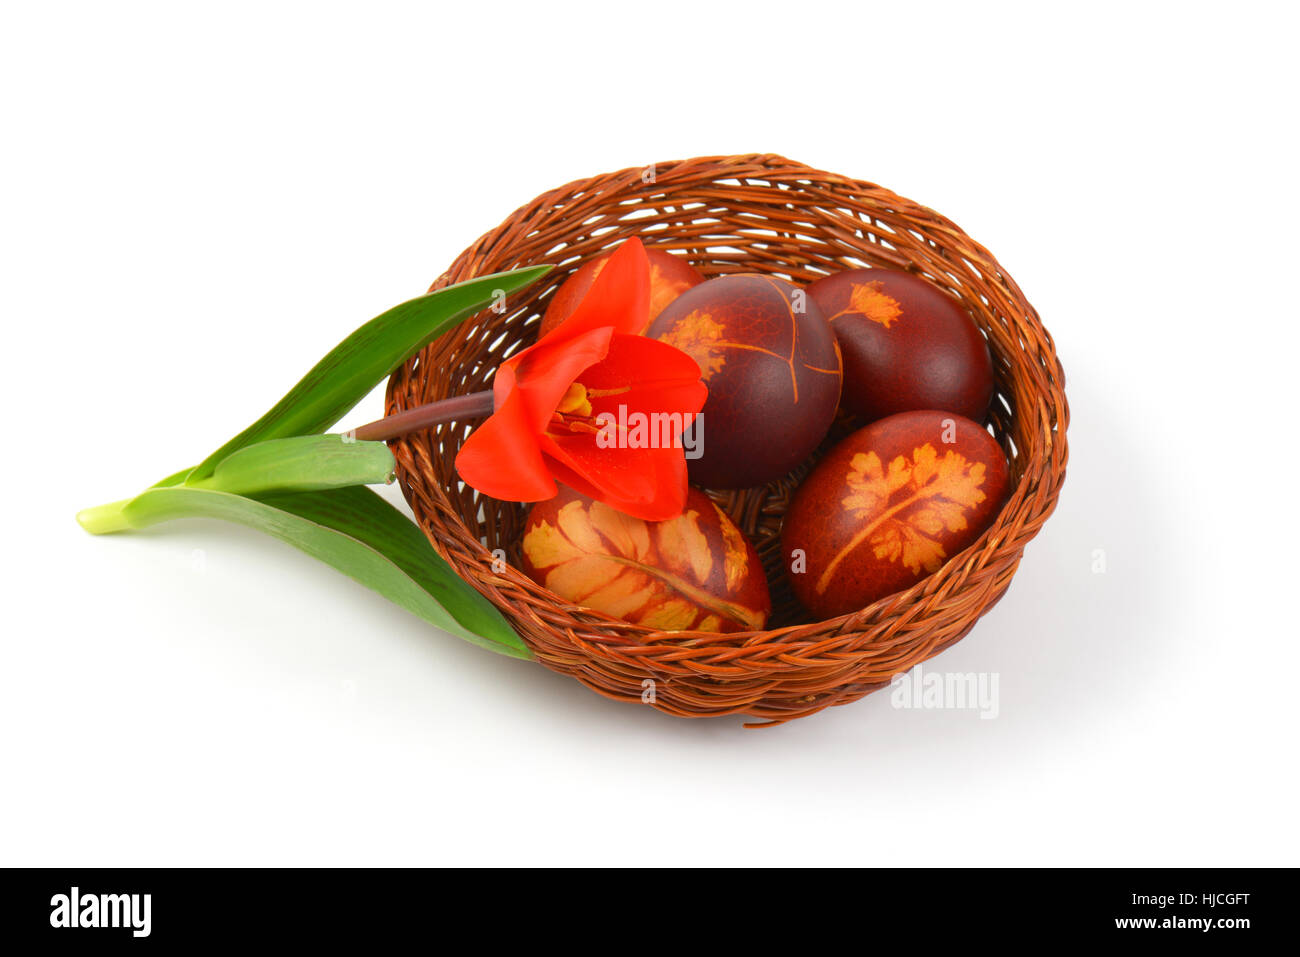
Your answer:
(349, 390), (496, 443)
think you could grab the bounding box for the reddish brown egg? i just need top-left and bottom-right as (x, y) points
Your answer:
(808, 268), (995, 424)
(538, 245), (704, 337)
(782, 411), (1010, 619)
(646, 274), (842, 489)
(521, 485), (770, 632)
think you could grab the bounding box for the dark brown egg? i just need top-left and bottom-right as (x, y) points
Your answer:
(781, 411), (1010, 619)
(521, 485), (770, 632)
(539, 245), (705, 337)
(646, 274), (842, 489)
(808, 268), (995, 424)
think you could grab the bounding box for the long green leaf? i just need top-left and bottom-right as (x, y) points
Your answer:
(255, 486), (520, 653)
(152, 467), (195, 489)
(189, 264), (551, 481)
(86, 485), (530, 659)
(188, 434), (395, 496)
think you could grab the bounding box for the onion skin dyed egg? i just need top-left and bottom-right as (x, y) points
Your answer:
(521, 485), (770, 633)
(782, 411), (1009, 619)
(538, 246), (705, 337)
(808, 268), (995, 424)
(646, 274), (843, 489)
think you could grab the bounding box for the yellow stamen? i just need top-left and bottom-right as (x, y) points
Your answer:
(556, 382), (593, 417)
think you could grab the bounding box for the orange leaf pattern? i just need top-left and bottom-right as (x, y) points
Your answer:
(816, 443), (987, 594)
(658, 309), (727, 380)
(523, 497), (766, 631)
(847, 280), (903, 328)
(647, 262), (692, 322)
(713, 502), (750, 592)
(656, 509), (714, 585)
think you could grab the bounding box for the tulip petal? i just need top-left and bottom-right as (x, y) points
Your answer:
(542, 238), (650, 342)
(581, 334), (708, 424)
(455, 387), (556, 502)
(508, 325), (614, 433)
(539, 431), (690, 521)
(580, 333), (704, 388)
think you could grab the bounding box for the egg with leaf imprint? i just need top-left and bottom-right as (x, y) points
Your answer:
(521, 485), (770, 632)
(808, 268), (995, 424)
(646, 273), (843, 489)
(782, 410), (1009, 619)
(539, 245), (704, 337)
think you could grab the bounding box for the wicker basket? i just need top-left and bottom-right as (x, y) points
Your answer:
(386, 154), (1068, 726)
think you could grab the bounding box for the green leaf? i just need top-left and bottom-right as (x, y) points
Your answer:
(153, 467), (195, 488)
(79, 485), (530, 659)
(189, 264), (551, 481)
(187, 434), (395, 496)
(256, 486), (522, 654)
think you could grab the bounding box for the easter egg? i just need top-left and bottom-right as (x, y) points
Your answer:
(646, 274), (842, 489)
(808, 268), (995, 424)
(781, 411), (1010, 619)
(538, 245), (704, 337)
(521, 485), (770, 632)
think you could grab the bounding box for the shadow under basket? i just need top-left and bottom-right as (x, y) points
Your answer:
(386, 153), (1069, 726)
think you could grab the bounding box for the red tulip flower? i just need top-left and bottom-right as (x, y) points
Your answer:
(451, 238), (706, 521)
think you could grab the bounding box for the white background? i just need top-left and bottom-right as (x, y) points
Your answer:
(2, 1), (1296, 866)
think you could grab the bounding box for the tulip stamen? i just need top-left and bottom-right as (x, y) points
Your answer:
(548, 410), (605, 436)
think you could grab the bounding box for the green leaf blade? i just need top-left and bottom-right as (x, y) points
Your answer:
(189, 434), (395, 496)
(105, 485), (530, 660)
(189, 264), (550, 481)
(256, 485), (519, 652)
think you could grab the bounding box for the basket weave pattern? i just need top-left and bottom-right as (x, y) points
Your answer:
(386, 154), (1068, 725)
